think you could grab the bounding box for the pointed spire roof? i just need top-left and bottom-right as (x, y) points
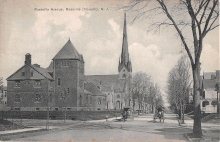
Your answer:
(121, 13), (129, 64)
(118, 13), (132, 72)
(53, 39), (81, 60)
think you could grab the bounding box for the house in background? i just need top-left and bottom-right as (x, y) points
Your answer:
(200, 70), (220, 113)
(0, 86), (7, 111)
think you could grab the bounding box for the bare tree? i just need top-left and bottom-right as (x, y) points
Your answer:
(167, 56), (192, 124)
(121, 0), (219, 136)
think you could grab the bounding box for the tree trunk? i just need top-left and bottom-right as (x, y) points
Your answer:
(180, 103), (183, 123)
(138, 103), (140, 115)
(217, 92), (219, 115)
(182, 105), (185, 124)
(152, 104), (154, 113)
(192, 64), (202, 136)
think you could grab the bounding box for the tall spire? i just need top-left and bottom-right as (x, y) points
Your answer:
(121, 13), (129, 64)
(118, 13), (132, 72)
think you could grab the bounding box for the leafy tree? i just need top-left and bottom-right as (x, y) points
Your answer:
(121, 0), (219, 136)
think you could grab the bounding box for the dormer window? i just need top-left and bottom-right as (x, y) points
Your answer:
(15, 81), (21, 87)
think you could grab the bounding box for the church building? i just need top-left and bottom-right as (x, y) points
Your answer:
(6, 13), (132, 111)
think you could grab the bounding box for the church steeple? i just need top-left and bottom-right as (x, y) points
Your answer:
(118, 13), (132, 73)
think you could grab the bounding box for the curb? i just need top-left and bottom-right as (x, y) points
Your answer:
(0, 128), (46, 137)
(184, 133), (192, 142)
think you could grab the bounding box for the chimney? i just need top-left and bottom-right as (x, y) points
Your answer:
(25, 53), (31, 65)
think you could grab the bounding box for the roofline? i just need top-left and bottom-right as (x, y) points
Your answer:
(52, 58), (84, 63)
(6, 64), (26, 80)
(30, 65), (54, 80)
(7, 64), (54, 81)
(85, 74), (118, 76)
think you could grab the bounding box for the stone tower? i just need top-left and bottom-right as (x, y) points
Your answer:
(53, 39), (85, 110)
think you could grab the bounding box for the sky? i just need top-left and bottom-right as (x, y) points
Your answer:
(0, 0), (219, 103)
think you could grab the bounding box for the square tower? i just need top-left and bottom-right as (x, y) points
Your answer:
(53, 39), (85, 110)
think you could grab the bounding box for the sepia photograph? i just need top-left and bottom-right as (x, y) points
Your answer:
(0, 0), (219, 141)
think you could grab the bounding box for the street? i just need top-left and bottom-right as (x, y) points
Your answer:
(10, 114), (191, 141)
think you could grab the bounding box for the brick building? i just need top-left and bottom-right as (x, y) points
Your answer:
(6, 13), (132, 111)
(7, 53), (54, 111)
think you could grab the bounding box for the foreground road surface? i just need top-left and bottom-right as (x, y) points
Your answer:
(11, 114), (190, 141)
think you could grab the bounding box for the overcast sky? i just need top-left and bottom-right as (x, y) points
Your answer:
(0, 0), (219, 100)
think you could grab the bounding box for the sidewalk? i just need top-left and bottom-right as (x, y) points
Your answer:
(0, 127), (43, 135)
(183, 115), (220, 142)
(88, 117), (122, 122)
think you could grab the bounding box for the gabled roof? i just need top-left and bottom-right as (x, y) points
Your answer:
(100, 85), (112, 92)
(31, 65), (53, 80)
(7, 64), (53, 81)
(53, 39), (83, 61)
(46, 61), (53, 73)
(203, 79), (218, 89)
(84, 82), (105, 96)
(85, 75), (124, 91)
(86, 74), (119, 86)
(203, 72), (216, 79)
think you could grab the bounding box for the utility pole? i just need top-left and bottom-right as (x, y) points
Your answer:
(46, 78), (49, 130)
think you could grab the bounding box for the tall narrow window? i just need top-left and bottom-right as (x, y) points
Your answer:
(79, 95), (82, 106)
(98, 98), (101, 105)
(86, 95), (88, 104)
(57, 78), (61, 86)
(15, 94), (21, 102)
(31, 72), (33, 77)
(90, 97), (92, 105)
(67, 88), (70, 94)
(15, 81), (21, 87)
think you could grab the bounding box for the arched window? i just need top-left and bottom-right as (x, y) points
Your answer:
(117, 95), (120, 98)
(15, 94), (20, 102)
(202, 101), (209, 107)
(123, 74), (126, 78)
